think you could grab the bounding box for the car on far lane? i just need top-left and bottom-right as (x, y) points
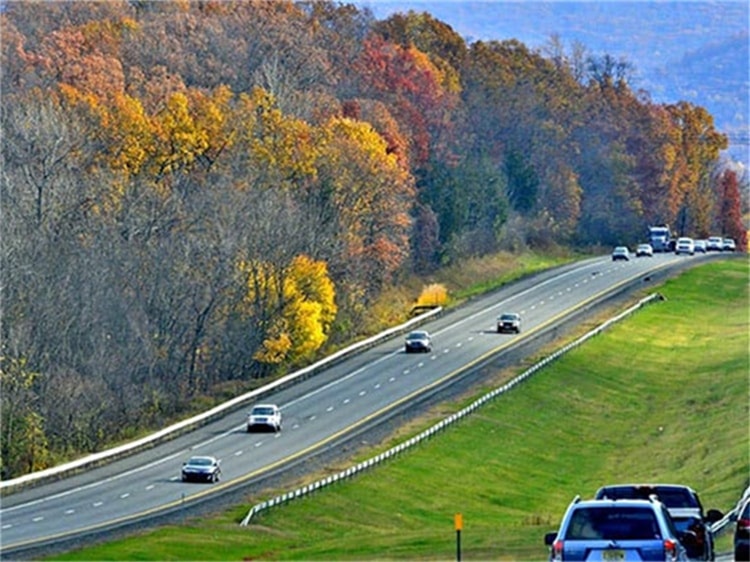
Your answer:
(247, 403), (282, 433)
(675, 237), (695, 255)
(612, 246), (630, 261)
(497, 312), (521, 334)
(181, 455), (221, 483)
(636, 243), (654, 257)
(706, 236), (724, 251)
(693, 239), (707, 253)
(723, 238), (736, 251)
(404, 330), (432, 353)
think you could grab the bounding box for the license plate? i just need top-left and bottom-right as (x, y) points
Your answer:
(602, 550), (624, 561)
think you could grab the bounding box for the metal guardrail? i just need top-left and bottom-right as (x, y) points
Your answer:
(711, 485), (750, 536)
(240, 292), (668, 525)
(0, 307), (443, 495)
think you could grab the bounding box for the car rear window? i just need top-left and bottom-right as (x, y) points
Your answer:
(565, 507), (660, 540)
(597, 486), (698, 509)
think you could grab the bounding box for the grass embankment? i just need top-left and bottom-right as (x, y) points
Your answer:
(52, 259), (749, 561)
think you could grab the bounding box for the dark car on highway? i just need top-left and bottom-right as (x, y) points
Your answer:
(181, 455), (221, 483)
(594, 483), (723, 561)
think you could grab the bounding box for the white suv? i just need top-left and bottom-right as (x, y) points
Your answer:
(247, 403), (282, 432)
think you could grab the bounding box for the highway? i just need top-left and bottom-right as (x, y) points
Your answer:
(0, 251), (717, 556)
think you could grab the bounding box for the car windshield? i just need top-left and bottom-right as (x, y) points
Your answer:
(407, 332), (427, 340)
(188, 457), (212, 466)
(500, 314), (518, 321)
(252, 407), (275, 415)
(565, 507), (659, 540)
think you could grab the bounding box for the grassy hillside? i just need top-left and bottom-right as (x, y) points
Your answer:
(51, 259), (749, 561)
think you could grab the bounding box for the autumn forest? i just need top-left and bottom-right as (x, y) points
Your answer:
(0, 0), (745, 479)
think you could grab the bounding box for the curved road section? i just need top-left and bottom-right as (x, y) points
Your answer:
(0, 252), (716, 556)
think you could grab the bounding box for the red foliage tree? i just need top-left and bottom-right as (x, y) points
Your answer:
(715, 169), (746, 251)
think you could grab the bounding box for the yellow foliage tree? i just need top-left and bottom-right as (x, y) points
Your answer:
(317, 116), (415, 294)
(151, 92), (209, 177)
(243, 87), (321, 188)
(103, 92), (154, 177)
(241, 254), (337, 366)
(416, 283), (448, 307)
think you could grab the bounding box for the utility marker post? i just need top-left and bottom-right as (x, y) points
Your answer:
(454, 512), (463, 562)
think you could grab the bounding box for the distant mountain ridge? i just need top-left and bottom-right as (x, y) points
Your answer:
(362, 1), (749, 166)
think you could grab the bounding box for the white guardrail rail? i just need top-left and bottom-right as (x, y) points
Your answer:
(0, 308), (444, 495)
(241, 292), (691, 526)
(711, 485), (750, 536)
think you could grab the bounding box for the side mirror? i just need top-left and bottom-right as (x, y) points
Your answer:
(705, 508), (723, 523)
(544, 532), (557, 546)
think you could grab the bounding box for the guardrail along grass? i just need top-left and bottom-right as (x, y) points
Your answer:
(50, 259), (749, 562)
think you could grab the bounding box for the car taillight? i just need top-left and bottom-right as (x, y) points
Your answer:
(739, 517), (750, 530)
(663, 538), (677, 562)
(552, 539), (564, 561)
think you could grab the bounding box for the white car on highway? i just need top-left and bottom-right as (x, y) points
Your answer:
(675, 237), (694, 255)
(247, 403), (282, 432)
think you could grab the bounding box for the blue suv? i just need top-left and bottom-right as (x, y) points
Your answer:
(544, 496), (692, 561)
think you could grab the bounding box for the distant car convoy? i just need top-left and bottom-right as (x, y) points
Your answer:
(613, 232), (736, 262)
(646, 225), (738, 255)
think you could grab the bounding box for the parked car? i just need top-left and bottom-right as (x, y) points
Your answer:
(612, 246), (630, 261)
(544, 496), (692, 562)
(497, 312), (521, 334)
(722, 238), (736, 251)
(706, 236), (724, 251)
(675, 237), (695, 255)
(247, 403), (282, 432)
(735, 495), (750, 562)
(594, 483), (724, 561)
(636, 243), (654, 257)
(693, 239), (707, 253)
(181, 455), (221, 483)
(404, 330), (432, 353)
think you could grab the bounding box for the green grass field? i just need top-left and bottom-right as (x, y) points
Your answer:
(51, 259), (749, 561)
